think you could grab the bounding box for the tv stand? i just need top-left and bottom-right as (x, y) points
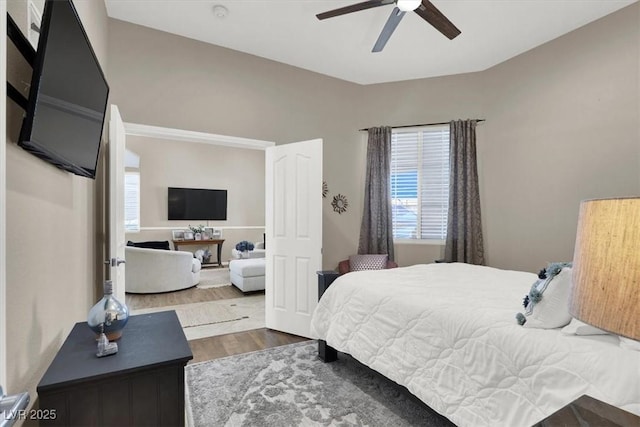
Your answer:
(172, 238), (225, 267)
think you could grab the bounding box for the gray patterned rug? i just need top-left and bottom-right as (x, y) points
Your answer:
(185, 341), (454, 426)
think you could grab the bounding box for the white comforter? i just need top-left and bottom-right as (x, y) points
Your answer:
(310, 263), (640, 427)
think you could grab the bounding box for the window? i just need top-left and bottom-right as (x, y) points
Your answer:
(124, 171), (140, 232)
(390, 125), (449, 241)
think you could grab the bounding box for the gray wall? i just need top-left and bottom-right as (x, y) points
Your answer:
(124, 136), (266, 261)
(108, 3), (639, 272)
(479, 4), (640, 270)
(107, 19), (366, 270)
(5, 0), (109, 406)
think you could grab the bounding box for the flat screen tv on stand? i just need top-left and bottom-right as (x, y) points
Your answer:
(168, 187), (228, 221)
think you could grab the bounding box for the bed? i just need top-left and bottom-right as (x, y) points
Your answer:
(309, 263), (640, 427)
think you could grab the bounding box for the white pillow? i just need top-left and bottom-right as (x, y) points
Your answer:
(523, 267), (573, 329)
(561, 318), (609, 336)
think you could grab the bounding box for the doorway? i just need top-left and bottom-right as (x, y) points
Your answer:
(109, 116), (324, 344)
(109, 116), (274, 341)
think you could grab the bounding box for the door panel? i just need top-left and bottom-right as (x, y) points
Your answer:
(265, 139), (322, 338)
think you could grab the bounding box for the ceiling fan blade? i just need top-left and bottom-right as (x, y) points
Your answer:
(414, 0), (461, 40)
(316, 0), (394, 20)
(372, 7), (406, 53)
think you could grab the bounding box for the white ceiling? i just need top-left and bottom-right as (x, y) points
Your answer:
(104, 0), (637, 85)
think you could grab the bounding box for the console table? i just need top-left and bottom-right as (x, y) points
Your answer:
(37, 311), (193, 426)
(172, 238), (224, 267)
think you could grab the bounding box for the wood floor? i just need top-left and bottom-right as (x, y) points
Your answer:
(188, 328), (310, 364)
(126, 285), (245, 310)
(126, 284), (306, 364)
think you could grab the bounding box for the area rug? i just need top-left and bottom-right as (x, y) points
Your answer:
(185, 342), (454, 427)
(197, 267), (231, 289)
(131, 294), (265, 340)
(175, 301), (244, 327)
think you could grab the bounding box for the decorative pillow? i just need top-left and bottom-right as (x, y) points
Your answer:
(235, 240), (255, 252)
(516, 262), (573, 329)
(561, 318), (609, 336)
(349, 254), (388, 272)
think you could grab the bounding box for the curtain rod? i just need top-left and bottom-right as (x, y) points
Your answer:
(359, 119), (485, 132)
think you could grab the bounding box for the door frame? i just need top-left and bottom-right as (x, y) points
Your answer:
(1, 0), (8, 386)
(110, 121), (274, 294)
(122, 122), (275, 151)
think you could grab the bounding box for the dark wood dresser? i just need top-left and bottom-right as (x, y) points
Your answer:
(37, 311), (192, 426)
(534, 394), (640, 426)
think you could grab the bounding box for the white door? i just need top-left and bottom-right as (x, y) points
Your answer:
(265, 139), (322, 338)
(108, 105), (126, 302)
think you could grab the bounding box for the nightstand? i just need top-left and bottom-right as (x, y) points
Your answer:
(316, 270), (340, 362)
(534, 395), (640, 426)
(317, 270), (340, 299)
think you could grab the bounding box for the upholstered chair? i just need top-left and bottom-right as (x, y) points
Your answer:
(338, 254), (398, 275)
(125, 246), (201, 293)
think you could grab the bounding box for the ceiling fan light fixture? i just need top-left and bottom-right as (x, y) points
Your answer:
(396, 0), (421, 12)
(212, 5), (228, 19)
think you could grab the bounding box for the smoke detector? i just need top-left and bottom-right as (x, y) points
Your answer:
(212, 5), (228, 18)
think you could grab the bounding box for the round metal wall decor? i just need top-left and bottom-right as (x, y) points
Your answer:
(322, 181), (328, 198)
(332, 194), (349, 214)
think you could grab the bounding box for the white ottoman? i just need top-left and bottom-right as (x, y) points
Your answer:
(229, 258), (265, 292)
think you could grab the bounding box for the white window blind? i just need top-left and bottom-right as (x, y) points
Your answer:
(390, 125), (450, 240)
(124, 171), (140, 232)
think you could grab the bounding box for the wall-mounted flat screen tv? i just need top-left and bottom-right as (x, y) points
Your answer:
(168, 187), (228, 220)
(18, 0), (109, 179)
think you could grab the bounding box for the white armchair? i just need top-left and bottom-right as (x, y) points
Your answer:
(125, 246), (201, 294)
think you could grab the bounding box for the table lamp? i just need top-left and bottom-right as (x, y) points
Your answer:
(569, 197), (640, 340)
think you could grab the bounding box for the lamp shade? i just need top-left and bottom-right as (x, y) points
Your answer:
(397, 0), (422, 12)
(569, 198), (640, 340)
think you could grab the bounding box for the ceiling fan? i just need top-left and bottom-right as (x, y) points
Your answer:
(316, 0), (461, 52)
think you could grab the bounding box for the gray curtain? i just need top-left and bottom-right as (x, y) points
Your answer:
(445, 120), (485, 265)
(358, 127), (395, 261)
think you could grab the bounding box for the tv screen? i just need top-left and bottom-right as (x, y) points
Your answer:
(18, 0), (109, 179)
(168, 188), (228, 221)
